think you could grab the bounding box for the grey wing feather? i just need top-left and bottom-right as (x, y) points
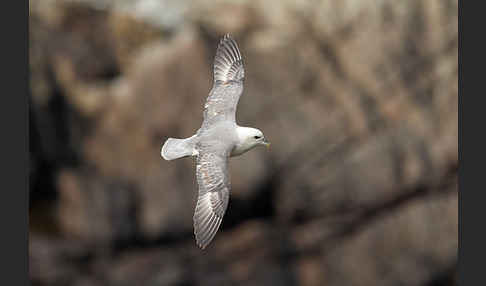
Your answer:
(193, 150), (230, 249)
(202, 34), (245, 127)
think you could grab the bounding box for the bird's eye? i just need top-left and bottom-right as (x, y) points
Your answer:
(254, 136), (261, 139)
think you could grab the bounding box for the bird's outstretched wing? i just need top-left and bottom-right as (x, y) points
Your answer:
(193, 149), (230, 249)
(202, 34), (245, 127)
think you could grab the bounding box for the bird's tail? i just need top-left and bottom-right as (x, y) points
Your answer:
(161, 136), (197, 161)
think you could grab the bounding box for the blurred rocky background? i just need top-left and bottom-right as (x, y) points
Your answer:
(29, 0), (458, 285)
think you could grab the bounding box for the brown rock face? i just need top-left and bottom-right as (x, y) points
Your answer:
(30, 1), (457, 285)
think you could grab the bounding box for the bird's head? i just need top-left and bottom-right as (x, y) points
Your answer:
(247, 128), (270, 149)
(233, 127), (270, 156)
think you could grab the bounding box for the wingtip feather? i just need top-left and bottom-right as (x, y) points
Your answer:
(213, 34), (244, 83)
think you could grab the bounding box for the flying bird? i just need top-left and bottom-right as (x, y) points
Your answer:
(161, 34), (270, 249)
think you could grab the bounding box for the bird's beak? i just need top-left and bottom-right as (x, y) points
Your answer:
(262, 139), (271, 149)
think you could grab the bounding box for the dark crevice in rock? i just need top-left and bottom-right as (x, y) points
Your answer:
(425, 263), (457, 286)
(29, 74), (80, 207)
(221, 173), (277, 231)
(29, 66), (95, 236)
(110, 231), (196, 255)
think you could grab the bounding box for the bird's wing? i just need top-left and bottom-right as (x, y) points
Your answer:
(193, 148), (231, 249)
(202, 34), (245, 128)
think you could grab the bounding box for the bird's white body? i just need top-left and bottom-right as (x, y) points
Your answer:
(161, 125), (265, 159)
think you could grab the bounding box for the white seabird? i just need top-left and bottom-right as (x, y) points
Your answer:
(161, 34), (270, 249)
